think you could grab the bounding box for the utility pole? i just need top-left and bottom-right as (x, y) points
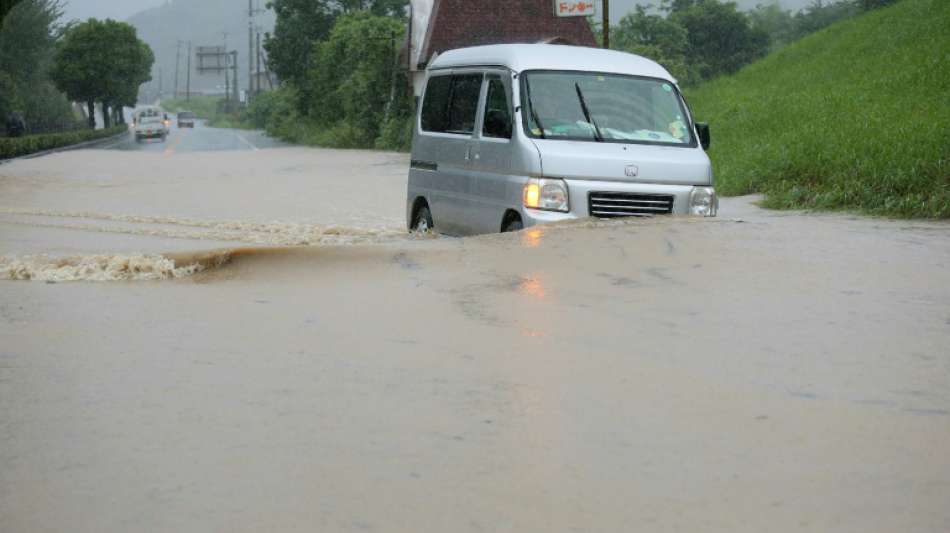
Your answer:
(158, 66), (163, 101)
(255, 31), (262, 94)
(174, 40), (182, 98)
(247, 0), (264, 101)
(186, 41), (192, 101)
(232, 50), (239, 106)
(602, 0), (609, 49)
(224, 60), (230, 106)
(260, 44), (274, 90)
(248, 0), (254, 99)
(221, 31), (230, 106)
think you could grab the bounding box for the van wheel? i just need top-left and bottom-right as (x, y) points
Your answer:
(412, 205), (433, 233)
(502, 216), (523, 233)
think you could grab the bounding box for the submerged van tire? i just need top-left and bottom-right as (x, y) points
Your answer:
(412, 205), (434, 233)
(502, 216), (523, 233)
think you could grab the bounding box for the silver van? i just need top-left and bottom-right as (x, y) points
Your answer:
(406, 44), (717, 235)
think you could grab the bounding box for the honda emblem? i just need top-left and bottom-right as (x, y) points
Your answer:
(624, 165), (639, 177)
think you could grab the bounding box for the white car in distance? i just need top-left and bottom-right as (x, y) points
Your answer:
(134, 115), (168, 142)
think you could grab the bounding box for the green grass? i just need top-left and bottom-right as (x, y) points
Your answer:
(686, 0), (949, 218)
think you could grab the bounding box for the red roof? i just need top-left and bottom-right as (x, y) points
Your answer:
(417, 0), (597, 68)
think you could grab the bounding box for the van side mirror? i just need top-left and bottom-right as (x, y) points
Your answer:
(696, 122), (710, 150)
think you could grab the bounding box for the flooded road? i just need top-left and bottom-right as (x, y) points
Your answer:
(2, 133), (950, 532)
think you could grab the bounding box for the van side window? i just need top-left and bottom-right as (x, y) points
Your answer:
(421, 73), (482, 135)
(445, 74), (482, 135)
(482, 76), (512, 139)
(421, 75), (452, 132)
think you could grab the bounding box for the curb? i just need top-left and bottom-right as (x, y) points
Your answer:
(0, 128), (131, 164)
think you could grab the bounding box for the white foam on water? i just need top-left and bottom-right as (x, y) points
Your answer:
(0, 253), (211, 282)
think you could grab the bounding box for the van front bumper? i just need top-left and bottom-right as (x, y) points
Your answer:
(521, 179), (715, 227)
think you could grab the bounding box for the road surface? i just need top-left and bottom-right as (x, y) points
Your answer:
(1, 125), (949, 533)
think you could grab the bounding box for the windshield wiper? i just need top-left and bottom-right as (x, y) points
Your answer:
(523, 76), (546, 139)
(574, 82), (604, 142)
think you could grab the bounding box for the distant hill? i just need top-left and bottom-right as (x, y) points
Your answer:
(686, 0), (949, 218)
(127, 0), (275, 100)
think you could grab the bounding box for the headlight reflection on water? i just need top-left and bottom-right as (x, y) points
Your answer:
(521, 228), (543, 248)
(518, 275), (546, 299)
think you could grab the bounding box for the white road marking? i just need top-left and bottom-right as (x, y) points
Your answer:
(234, 131), (259, 151)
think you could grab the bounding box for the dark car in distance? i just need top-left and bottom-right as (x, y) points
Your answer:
(177, 111), (196, 128)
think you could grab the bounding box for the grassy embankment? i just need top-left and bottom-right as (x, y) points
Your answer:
(0, 125), (127, 160)
(160, 95), (251, 129)
(686, 0), (949, 218)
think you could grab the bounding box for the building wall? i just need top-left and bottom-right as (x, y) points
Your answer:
(419, 0), (597, 68)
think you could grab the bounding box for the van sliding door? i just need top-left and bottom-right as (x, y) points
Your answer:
(414, 71), (482, 235)
(467, 71), (515, 234)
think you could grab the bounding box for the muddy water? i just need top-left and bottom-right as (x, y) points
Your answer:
(2, 148), (950, 532)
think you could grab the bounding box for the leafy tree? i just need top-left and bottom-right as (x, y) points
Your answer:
(264, 0), (338, 85)
(0, 0), (25, 22)
(792, 0), (859, 37)
(747, 2), (795, 50)
(103, 34), (153, 125)
(304, 11), (404, 146)
(672, 0), (769, 80)
(858, 0), (899, 10)
(264, 0), (406, 86)
(616, 6), (688, 57)
(0, 0), (77, 132)
(339, 0), (407, 16)
(612, 6), (693, 83)
(366, 0), (408, 17)
(50, 18), (153, 128)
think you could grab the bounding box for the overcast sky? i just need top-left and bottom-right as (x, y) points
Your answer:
(61, 0), (813, 25)
(62, 0), (165, 22)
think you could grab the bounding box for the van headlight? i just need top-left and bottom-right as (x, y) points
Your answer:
(689, 186), (717, 217)
(524, 178), (569, 212)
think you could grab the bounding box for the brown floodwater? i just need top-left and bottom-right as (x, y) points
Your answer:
(2, 147), (949, 532)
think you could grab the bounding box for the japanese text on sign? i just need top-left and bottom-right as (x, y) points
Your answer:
(555, 1), (596, 17)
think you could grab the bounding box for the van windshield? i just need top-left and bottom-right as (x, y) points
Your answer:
(521, 71), (693, 146)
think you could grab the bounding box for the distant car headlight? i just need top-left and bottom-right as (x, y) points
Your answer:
(689, 186), (718, 217)
(524, 178), (569, 212)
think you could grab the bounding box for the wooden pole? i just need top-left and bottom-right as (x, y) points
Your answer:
(602, 0), (609, 49)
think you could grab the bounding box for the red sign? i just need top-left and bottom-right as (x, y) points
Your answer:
(555, 1), (596, 17)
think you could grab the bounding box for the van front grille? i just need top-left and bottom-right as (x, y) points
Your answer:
(588, 192), (675, 217)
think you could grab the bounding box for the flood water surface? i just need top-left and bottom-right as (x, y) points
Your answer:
(2, 146), (950, 532)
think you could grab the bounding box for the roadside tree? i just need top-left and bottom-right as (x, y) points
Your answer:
(0, 0), (24, 22)
(264, 0), (338, 86)
(747, 2), (795, 50)
(612, 6), (693, 83)
(50, 18), (153, 128)
(0, 0), (76, 133)
(305, 11), (404, 146)
(671, 0), (769, 80)
(264, 0), (407, 91)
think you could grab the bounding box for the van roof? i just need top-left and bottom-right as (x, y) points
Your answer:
(428, 44), (675, 82)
